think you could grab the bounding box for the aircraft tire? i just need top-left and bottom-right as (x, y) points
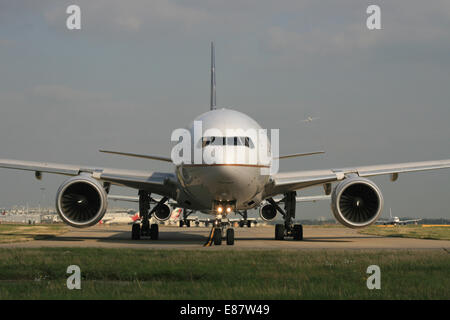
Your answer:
(150, 224), (159, 240)
(293, 224), (303, 241)
(226, 228), (235, 245)
(213, 228), (222, 245)
(131, 224), (141, 240)
(275, 224), (285, 240)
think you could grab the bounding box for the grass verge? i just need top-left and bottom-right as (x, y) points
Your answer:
(0, 224), (69, 243)
(0, 248), (448, 299)
(359, 225), (450, 241)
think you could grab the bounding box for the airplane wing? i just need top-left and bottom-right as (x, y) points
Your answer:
(273, 195), (331, 203)
(265, 159), (450, 197)
(107, 195), (140, 202)
(107, 194), (179, 206)
(0, 158), (177, 198)
(295, 195), (331, 202)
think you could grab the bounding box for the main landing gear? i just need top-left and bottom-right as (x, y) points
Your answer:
(268, 191), (303, 241)
(131, 190), (167, 241)
(236, 210), (252, 228)
(179, 209), (194, 228)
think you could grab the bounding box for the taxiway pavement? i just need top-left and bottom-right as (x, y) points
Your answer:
(0, 225), (449, 250)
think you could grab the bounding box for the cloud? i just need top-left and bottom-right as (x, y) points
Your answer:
(257, 1), (450, 67)
(42, 0), (213, 34)
(264, 24), (382, 56)
(31, 84), (108, 102)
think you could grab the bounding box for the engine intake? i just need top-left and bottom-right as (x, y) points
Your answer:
(56, 176), (108, 228)
(259, 204), (277, 221)
(153, 204), (171, 221)
(331, 177), (383, 228)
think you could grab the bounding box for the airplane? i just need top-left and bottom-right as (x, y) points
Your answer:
(376, 208), (422, 226)
(108, 195), (207, 227)
(167, 207), (205, 227)
(1, 42), (450, 246)
(100, 211), (140, 225)
(301, 116), (319, 123)
(228, 217), (258, 228)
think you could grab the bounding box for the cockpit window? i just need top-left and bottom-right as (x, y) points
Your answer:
(201, 137), (254, 148)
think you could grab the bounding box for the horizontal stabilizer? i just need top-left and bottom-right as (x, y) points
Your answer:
(275, 151), (325, 160)
(99, 150), (172, 162)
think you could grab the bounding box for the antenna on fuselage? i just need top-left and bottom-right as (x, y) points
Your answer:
(210, 41), (216, 110)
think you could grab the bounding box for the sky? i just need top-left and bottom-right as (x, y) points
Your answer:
(0, 0), (450, 219)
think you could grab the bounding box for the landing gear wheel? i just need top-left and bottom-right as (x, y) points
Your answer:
(226, 228), (235, 245)
(275, 224), (285, 240)
(179, 220), (184, 227)
(186, 220), (191, 228)
(247, 221), (251, 228)
(141, 220), (150, 236)
(213, 228), (222, 245)
(131, 224), (141, 240)
(150, 224), (159, 240)
(293, 224), (303, 241)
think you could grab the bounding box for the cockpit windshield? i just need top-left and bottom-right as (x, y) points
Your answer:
(201, 136), (254, 148)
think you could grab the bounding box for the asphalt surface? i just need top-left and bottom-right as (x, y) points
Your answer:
(1, 224), (449, 249)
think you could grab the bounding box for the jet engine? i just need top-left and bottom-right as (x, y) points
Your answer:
(153, 204), (171, 221)
(331, 177), (383, 228)
(56, 175), (108, 228)
(259, 204), (277, 221)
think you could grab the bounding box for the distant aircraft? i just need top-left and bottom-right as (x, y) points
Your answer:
(228, 217), (258, 228)
(100, 211), (140, 225)
(169, 208), (214, 227)
(301, 116), (319, 123)
(1, 42), (450, 246)
(376, 208), (422, 225)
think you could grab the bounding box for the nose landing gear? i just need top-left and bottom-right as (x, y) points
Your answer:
(205, 216), (235, 246)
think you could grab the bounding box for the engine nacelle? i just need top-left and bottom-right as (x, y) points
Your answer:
(56, 175), (108, 228)
(153, 204), (171, 221)
(259, 204), (277, 221)
(331, 177), (383, 228)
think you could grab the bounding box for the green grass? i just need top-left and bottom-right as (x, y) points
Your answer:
(0, 224), (69, 243)
(0, 248), (448, 299)
(359, 225), (450, 241)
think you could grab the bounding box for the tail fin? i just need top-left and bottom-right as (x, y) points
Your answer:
(210, 41), (216, 110)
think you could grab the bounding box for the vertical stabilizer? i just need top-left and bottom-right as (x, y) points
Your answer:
(210, 42), (216, 110)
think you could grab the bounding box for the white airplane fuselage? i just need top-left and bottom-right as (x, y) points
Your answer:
(175, 108), (271, 213)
